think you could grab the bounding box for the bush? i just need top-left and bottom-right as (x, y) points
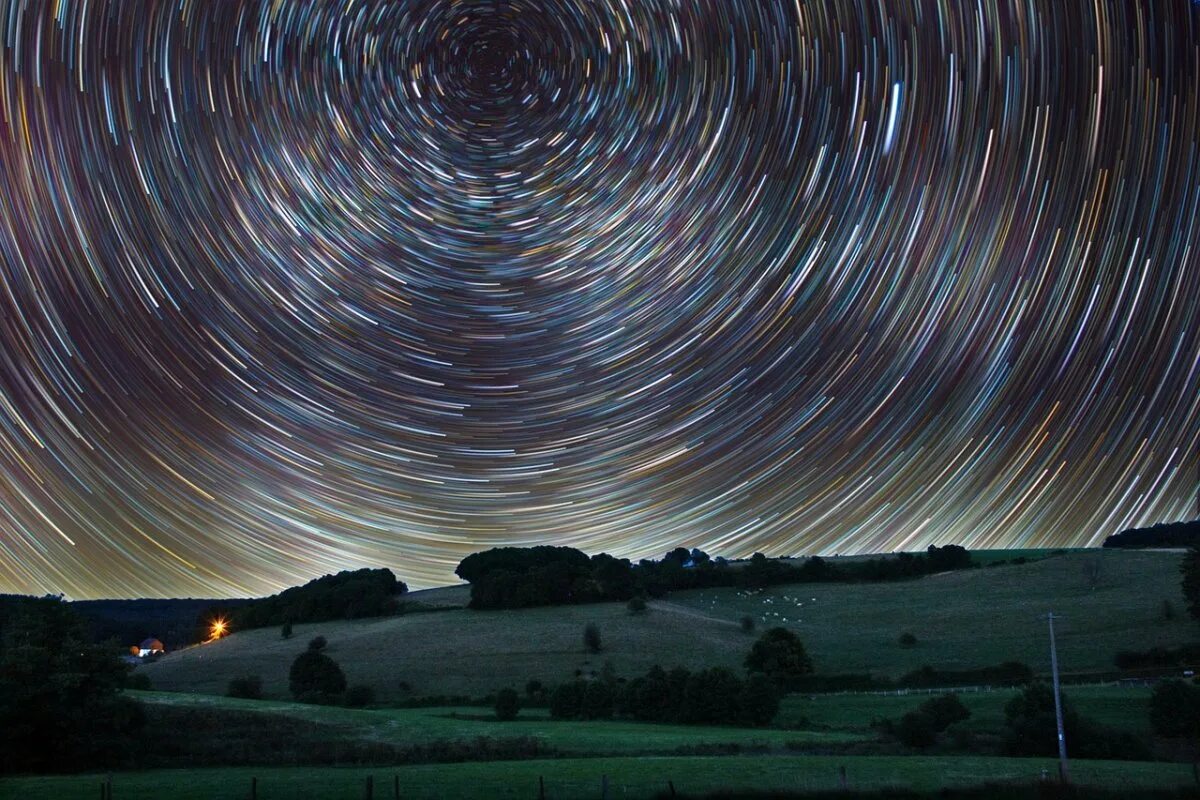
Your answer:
(921, 693), (971, 730)
(1150, 679), (1200, 738)
(226, 675), (262, 700)
(740, 615), (756, 633)
(281, 621), (293, 639)
(887, 694), (970, 749)
(289, 649), (346, 703)
(525, 679), (544, 698)
(344, 684), (375, 708)
(583, 623), (602, 654)
(745, 628), (813, 687)
(898, 632), (918, 648)
(627, 596), (648, 615)
(308, 635), (327, 652)
(494, 688), (521, 721)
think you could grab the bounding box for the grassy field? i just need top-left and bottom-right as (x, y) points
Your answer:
(139, 550), (1188, 700)
(669, 550), (1187, 680)
(132, 691), (866, 754)
(5, 756), (1197, 800)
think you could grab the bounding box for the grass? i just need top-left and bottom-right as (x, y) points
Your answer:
(133, 691), (865, 755)
(139, 551), (1188, 700)
(670, 550), (1188, 680)
(5, 756), (1196, 800)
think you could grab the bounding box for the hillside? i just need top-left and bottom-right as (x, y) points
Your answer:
(140, 550), (1190, 701)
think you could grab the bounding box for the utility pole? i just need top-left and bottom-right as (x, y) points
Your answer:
(1047, 612), (1069, 784)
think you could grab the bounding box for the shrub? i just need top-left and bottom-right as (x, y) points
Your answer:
(745, 627), (813, 687)
(583, 623), (602, 654)
(921, 693), (971, 730)
(525, 679), (544, 697)
(281, 621), (293, 639)
(740, 615), (756, 633)
(344, 684), (375, 708)
(308, 635), (327, 652)
(494, 688), (521, 721)
(1150, 679), (1200, 738)
(627, 596), (648, 615)
(898, 632), (918, 648)
(289, 649), (346, 703)
(887, 694), (970, 749)
(226, 675), (262, 700)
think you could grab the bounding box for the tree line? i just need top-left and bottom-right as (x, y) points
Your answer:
(457, 544), (974, 610)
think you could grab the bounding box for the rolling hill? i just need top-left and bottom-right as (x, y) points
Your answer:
(139, 550), (1190, 701)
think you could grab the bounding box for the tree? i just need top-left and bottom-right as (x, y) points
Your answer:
(583, 623), (603, 654)
(737, 674), (782, 726)
(745, 627), (813, 687)
(888, 694), (970, 749)
(281, 621), (293, 639)
(1183, 546), (1200, 624)
(0, 596), (145, 773)
(580, 681), (614, 719)
(495, 688), (521, 721)
(921, 693), (971, 730)
(227, 675), (263, 700)
(289, 648), (346, 703)
(1150, 680), (1200, 738)
(550, 681), (587, 719)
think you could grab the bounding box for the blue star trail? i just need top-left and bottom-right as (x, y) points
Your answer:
(0, 1), (1197, 598)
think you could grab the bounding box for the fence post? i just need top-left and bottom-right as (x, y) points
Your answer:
(539, 775), (546, 800)
(668, 780), (677, 797)
(838, 766), (847, 790)
(394, 774), (401, 798)
(250, 776), (257, 800)
(365, 774), (374, 800)
(601, 774), (609, 800)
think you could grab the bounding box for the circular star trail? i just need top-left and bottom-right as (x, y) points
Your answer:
(0, 1), (1198, 598)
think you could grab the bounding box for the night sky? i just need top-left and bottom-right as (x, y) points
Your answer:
(0, 1), (1198, 599)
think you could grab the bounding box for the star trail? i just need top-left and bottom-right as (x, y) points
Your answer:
(0, 0), (1198, 599)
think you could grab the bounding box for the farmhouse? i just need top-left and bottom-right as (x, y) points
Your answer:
(131, 637), (165, 658)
